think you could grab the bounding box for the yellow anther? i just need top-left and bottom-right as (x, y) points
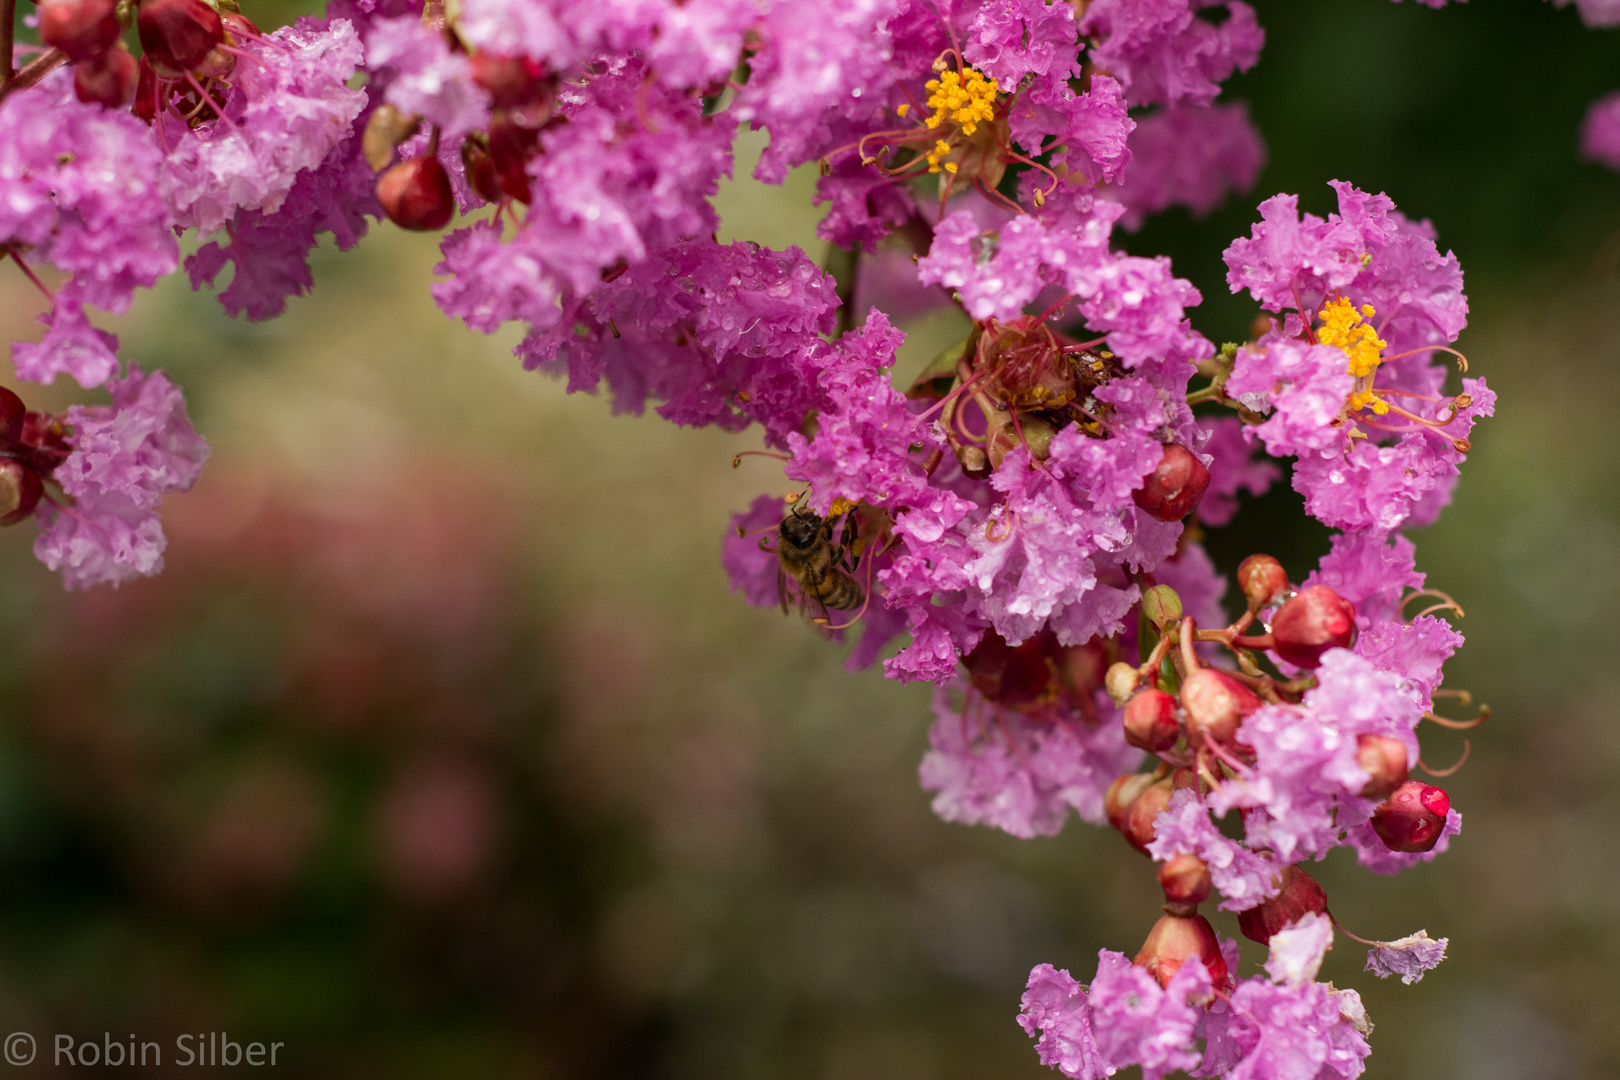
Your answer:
(897, 103), (910, 117)
(922, 65), (998, 138)
(1318, 297), (1388, 413)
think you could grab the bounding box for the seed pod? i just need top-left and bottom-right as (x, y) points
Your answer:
(40, 0), (122, 61)
(1157, 852), (1211, 912)
(1123, 688), (1180, 753)
(1121, 776), (1173, 854)
(1236, 554), (1289, 611)
(1140, 584), (1183, 632)
(1132, 443), (1210, 521)
(0, 460), (43, 526)
(1178, 668), (1259, 748)
(1270, 585), (1357, 668)
(376, 156), (455, 231)
(1104, 772), (1154, 835)
(1133, 911), (1227, 989)
(1371, 780), (1450, 853)
(74, 44), (139, 107)
(1355, 734), (1409, 800)
(986, 413), (1055, 469)
(1236, 865), (1328, 944)
(137, 0), (225, 73)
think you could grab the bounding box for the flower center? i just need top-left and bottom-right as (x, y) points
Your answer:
(1317, 297), (1388, 414)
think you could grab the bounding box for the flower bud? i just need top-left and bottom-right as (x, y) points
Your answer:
(1132, 443), (1210, 521)
(376, 156), (455, 231)
(1237, 553), (1289, 611)
(1157, 852), (1211, 912)
(1371, 780), (1450, 853)
(74, 44), (139, 107)
(1178, 668), (1259, 747)
(1104, 772), (1154, 834)
(461, 134), (501, 204)
(470, 52), (549, 110)
(1123, 688), (1179, 753)
(1269, 585), (1357, 668)
(1103, 661), (1139, 704)
(0, 387), (24, 445)
(40, 0), (122, 61)
(1140, 584), (1182, 632)
(1355, 734), (1409, 800)
(1235, 865), (1328, 944)
(1133, 911), (1227, 989)
(137, 0), (225, 73)
(1121, 776), (1173, 854)
(0, 460), (43, 526)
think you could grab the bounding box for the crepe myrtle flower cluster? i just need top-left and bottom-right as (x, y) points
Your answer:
(3, 0), (1492, 1072)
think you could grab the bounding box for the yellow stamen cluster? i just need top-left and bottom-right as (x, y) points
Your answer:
(1317, 297), (1388, 414)
(917, 66), (997, 173)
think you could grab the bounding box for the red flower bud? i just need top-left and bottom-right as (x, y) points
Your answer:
(1104, 772), (1154, 834)
(0, 460), (43, 526)
(1120, 776), (1173, 854)
(1355, 734), (1409, 800)
(74, 45), (139, 107)
(1132, 443), (1210, 521)
(137, 0), (225, 73)
(0, 387), (25, 445)
(1236, 553), (1289, 611)
(1371, 780), (1450, 853)
(376, 156), (455, 231)
(40, 0), (122, 61)
(1269, 585), (1356, 669)
(470, 52), (549, 110)
(1157, 852), (1211, 912)
(461, 135), (501, 204)
(1178, 668), (1259, 748)
(488, 114), (539, 204)
(1123, 688), (1180, 753)
(1235, 865), (1328, 944)
(1133, 912), (1227, 989)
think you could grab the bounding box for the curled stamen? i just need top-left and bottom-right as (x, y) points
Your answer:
(732, 450), (790, 468)
(985, 513), (1014, 542)
(1424, 704), (1488, 730)
(1433, 688), (1473, 705)
(1418, 739), (1470, 777)
(1381, 343), (1469, 371)
(1399, 589), (1464, 621)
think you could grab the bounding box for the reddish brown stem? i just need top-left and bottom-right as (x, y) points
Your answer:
(0, 47), (68, 103)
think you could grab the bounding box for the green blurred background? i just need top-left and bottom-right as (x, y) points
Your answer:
(0, 0), (1616, 1076)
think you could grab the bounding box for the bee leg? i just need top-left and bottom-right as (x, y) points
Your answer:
(778, 568), (791, 615)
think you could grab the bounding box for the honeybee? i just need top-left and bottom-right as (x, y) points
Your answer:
(775, 503), (865, 619)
